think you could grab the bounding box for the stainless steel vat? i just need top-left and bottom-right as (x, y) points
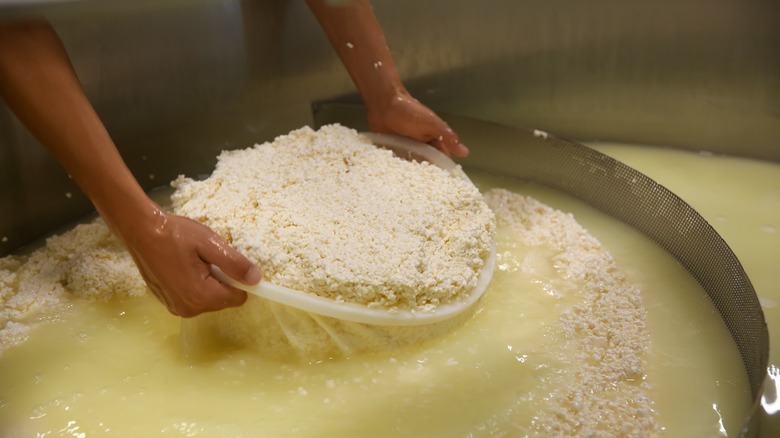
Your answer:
(1, 0), (778, 435)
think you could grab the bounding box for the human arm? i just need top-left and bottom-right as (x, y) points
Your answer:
(0, 19), (261, 317)
(305, 0), (468, 157)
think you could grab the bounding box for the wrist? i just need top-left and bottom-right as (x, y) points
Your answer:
(364, 85), (410, 116)
(91, 182), (165, 245)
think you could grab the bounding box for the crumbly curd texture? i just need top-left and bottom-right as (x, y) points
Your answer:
(484, 189), (658, 437)
(0, 125), (658, 436)
(174, 124), (495, 359)
(171, 124), (496, 312)
(0, 222), (145, 353)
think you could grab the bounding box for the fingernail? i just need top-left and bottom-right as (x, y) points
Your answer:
(244, 265), (262, 284)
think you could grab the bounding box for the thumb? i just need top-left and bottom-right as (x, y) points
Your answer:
(200, 235), (262, 285)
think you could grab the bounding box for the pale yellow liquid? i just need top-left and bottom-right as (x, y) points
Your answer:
(589, 143), (780, 437)
(0, 147), (759, 437)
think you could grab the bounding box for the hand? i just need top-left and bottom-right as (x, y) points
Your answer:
(0, 20), (261, 318)
(366, 91), (469, 158)
(121, 209), (262, 318)
(304, 0), (467, 157)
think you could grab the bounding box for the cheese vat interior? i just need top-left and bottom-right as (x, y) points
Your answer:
(0, 0), (778, 436)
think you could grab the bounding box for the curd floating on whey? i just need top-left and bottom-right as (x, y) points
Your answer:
(171, 124), (496, 312)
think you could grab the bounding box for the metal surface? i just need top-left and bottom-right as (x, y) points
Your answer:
(313, 101), (770, 437)
(1, 0), (779, 255)
(0, 0), (776, 434)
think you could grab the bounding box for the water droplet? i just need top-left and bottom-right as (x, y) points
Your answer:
(759, 297), (777, 309)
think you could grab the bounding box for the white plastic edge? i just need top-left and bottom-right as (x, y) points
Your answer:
(210, 133), (494, 326)
(212, 245), (494, 326)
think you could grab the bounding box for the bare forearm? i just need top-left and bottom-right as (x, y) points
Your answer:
(305, 0), (468, 156)
(0, 20), (259, 316)
(0, 20), (158, 236)
(306, 0), (407, 104)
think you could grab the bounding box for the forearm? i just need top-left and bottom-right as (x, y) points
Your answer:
(0, 20), (159, 238)
(306, 0), (408, 104)
(0, 20), (259, 316)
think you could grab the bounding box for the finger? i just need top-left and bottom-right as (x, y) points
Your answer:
(426, 122), (469, 158)
(430, 136), (468, 158)
(172, 273), (249, 318)
(185, 280), (249, 318)
(198, 233), (262, 286)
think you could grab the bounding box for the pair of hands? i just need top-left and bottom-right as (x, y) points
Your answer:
(140, 95), (466, 317)
(0, 15), (467, 318)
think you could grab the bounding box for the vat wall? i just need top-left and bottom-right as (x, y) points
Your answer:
(1, 0), (778, 253)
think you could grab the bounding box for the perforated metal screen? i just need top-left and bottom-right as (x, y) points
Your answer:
(313, 102), (769, 436)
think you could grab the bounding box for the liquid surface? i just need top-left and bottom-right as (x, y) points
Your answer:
(589, 143), (780, 437)
(0, 149), (757, 437)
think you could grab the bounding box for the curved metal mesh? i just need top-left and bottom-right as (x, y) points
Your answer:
(313, 101), (769, 436)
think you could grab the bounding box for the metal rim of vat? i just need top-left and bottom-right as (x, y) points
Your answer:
(312, 100), (770, 437)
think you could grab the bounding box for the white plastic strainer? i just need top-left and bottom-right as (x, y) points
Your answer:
(210, 133), (496, 327)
